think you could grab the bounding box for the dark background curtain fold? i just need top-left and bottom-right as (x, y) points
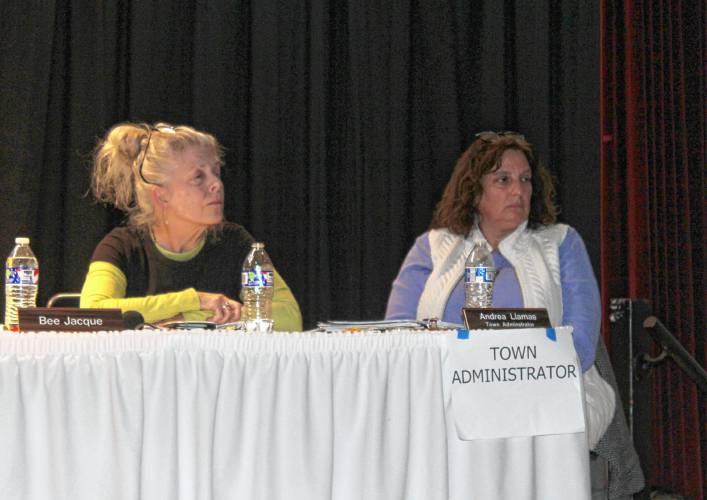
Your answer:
(0, 0), (599, 328)
(601, 0), (705, 497)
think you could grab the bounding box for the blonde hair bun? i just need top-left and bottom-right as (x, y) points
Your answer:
(91, 121), (224, 230)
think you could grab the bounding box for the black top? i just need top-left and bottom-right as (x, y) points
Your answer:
(91, 222), (254, 299)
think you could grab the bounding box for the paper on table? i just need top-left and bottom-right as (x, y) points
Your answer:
(158, 321), (246, 331)
(315, 318), (463, 333)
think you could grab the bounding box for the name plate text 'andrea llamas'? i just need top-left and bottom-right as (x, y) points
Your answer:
(461, 308), (550, 329)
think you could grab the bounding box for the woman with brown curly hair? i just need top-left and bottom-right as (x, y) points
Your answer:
(385, 131), (601, 371)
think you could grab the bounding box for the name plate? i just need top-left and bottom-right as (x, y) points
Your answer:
(462, 307), (550, 329)
(18, 308), (124, 332)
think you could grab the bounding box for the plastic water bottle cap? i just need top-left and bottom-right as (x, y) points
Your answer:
(15, 237), (30, 244)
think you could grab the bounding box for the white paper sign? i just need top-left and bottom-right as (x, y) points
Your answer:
(445, 327), (585, 440)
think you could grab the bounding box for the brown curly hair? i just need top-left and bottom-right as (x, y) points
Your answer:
(430, 134), (557, 235)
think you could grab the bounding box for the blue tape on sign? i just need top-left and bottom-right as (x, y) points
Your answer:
(545, 328), (556, 341)
(457, 329), (470, 340)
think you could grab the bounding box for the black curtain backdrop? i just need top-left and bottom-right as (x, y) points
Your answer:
(0, 1), (599, 328)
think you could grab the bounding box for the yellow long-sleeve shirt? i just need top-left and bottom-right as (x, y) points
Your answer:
(81, 262), (302, 331)
(80, 225), (302, 331)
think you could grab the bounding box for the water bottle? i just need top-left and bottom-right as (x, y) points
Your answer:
(240, 242), (274, 332)
(464, 242), (497, 308)
(4, 237), (40, 330)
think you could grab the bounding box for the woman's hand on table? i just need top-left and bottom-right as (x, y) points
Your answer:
(197, 292), (242, 324)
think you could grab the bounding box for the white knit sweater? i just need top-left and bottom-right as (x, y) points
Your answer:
(417, 220), (567, 324)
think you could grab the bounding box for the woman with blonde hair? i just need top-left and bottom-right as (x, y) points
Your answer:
(81, 122), (302, 330)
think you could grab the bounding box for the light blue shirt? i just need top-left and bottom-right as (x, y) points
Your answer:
(385, 227), (600, 371)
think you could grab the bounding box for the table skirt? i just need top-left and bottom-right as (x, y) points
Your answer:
(0, 330), (589, 500)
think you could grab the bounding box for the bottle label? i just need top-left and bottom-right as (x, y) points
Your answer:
(465, 267), (495, 284)
(241, 269), (274, 287)
(5, 266), (39, 285)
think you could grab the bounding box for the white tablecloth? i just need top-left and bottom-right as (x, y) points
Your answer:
(0, 330), (589, 500)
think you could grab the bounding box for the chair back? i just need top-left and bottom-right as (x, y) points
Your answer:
(46, 293), (81, 308)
